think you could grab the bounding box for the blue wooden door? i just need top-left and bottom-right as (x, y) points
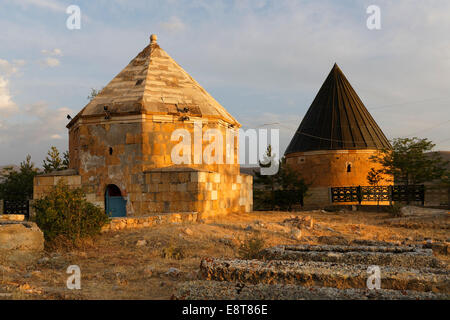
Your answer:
(105, 186), (126, 217)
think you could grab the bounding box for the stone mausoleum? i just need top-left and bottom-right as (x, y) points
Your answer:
(33, 34), (253, 218)
(285, 64), (392, 206)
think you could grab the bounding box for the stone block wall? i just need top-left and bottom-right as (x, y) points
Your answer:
(33, 173), (102, 208)
(101, 212), (198, 232)
(238, 174), (253, 213)
(64, 115), (250, 217)
(68, 116), (241, 199)
(33, 168), (253, 218)
(303, 187), (331, 207)
(424, 185), (450, 207)
(136, 168), (252, 218)
(285, 150), (392, 188)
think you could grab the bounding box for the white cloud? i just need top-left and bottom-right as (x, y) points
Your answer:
(0, 59), (23, 76)
(161, 16), (186, 33)
(41, 48), (63, 56)
(0, 76), (19, 116)
(42, 57), (60, 67)
(0, 58), (23, 117)
(40, 48), (62, 67)
(0, 101), (73, 165)
(12, 0), (66, 12)
(13, 59), (26, 67)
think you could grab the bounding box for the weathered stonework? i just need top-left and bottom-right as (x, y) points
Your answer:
(262, 244), (444, 268)
(285, 150), (391, 188)
(285, 65), (393, 207)
(33, 35), (252, 218)
(101, 212), (198, 232)
(200, 258), (450, 292)
(175, 280), (449, 300)
(286, 150), (393, 206)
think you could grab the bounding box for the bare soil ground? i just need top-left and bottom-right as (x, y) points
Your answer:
(0, 209), (448, 299)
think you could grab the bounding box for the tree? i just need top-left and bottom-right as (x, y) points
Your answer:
(366, 167), (384, 209)
(0, 155), (39, 201)
(275, 159), (309, 210)
(43, 146), (69, 173)
(253, 145), (277, 209)
(254, 145), (308, 211)
(63, 151), (70, 169)
(367, 167), (383, 186)
(370, 137), (448, 186)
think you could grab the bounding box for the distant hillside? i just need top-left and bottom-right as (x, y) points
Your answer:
(0, 165), (19, 183)
(428, 151), (450, 169)
(0, 164), (19, 172)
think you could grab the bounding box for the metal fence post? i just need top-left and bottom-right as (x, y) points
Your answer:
(357, 186), (362, 205)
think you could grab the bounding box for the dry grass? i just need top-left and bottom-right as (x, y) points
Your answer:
(0, 209), (448, 299)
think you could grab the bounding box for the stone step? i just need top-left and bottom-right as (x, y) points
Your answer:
(200, 258), (450, 293)
(174, 280), (450, 300)
(262, 244), (444, 268)
(0, 214), (25, 222)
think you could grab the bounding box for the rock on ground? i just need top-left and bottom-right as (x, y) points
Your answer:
(0, 222), (44, 251)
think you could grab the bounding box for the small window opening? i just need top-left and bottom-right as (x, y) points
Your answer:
(346, 163), (352, 172)
(109, 147), (113, 155)
(135, 79), (144, 86)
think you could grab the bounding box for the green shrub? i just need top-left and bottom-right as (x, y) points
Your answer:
(33, 181), (109, 244)
(387, 203), (404, 217)
(238, 233), (266, 259)
(161, 243), (185, 260)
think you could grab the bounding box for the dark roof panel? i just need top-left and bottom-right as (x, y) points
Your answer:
(285, 64), (391, 154)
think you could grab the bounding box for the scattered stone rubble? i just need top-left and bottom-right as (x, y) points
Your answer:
(282, 215), (314, 229)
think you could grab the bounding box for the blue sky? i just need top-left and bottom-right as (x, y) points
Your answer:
(0, 0), (449, 167)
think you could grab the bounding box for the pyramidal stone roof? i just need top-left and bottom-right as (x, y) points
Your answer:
(69, 34), (238, 126)
(285, 63), (391, 154)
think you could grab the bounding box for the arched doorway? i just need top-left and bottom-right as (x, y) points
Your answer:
(105, 184), (126, 217)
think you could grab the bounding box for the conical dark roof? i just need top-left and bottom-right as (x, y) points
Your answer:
(285, 64), (391, 154)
